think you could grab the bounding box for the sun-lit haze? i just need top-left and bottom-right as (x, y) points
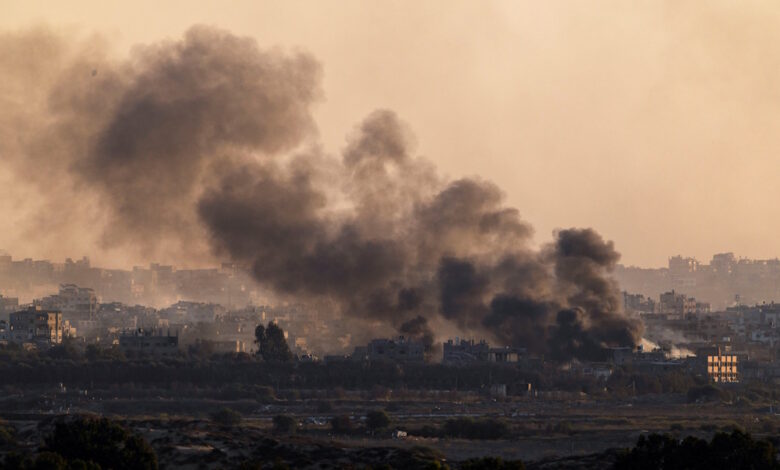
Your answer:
(3, 6), (780, 467)
(2, 0), (780, 268)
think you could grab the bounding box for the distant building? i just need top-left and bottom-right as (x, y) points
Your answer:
(443, 338), (522, 364)
(623, 292), (656, 313)
(610, 346), (635, 365)
(668, 255), (699, 290)
(710, 252), (736, 275)
(360, 336), (425, 363)
(659, 290), (709, 315)
(119, 329), (179, 356)
(195, 338), (248, 354)
(8, 307), (64, 347)
(699, 346), (739, 383)
(610, 345), (689, 375)
(488, 347), (521, 363)
(443, 338), (490, 363)
(160, 301), (225, 323)
(35, 284), (97, 320)
(0, 295), (19, 320)
(616, 252), (780, 311)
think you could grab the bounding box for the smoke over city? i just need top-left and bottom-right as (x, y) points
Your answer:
(0, 25), (641, 360)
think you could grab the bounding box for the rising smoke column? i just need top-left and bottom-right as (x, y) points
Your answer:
(199, 108), (643, 360)
(1, 25), (642, 360)
(1, 25), (321, 262)
(82, 26), (322, 258)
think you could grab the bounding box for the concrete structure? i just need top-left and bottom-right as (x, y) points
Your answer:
(195, 338), (248, 354)
(8, 307), (63, 347)
(616, 252), (780, 311)
(659, 290), (709, 316)
(668, 255), (699, 289)
(443, 338), (522, 364)
(611, 345), (670, 365)
(360, 336), (425, 363)
(623, 292), (656, 313)
(161, 301), (225, 323)
(35, 284), (97, 320)
(443, 338), (490, 363)
(0, 295), (19, 320)
(488, 347), (521, 363)
(700, 346), (739, 383)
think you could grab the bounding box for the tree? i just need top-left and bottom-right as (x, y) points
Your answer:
(255, 322), (293, 362)
(31, 451), (68, 470)
(84, 344), (125, 362)
(272, 415), (298, 435)
(84, 344), (101, 362)
(366, 410), (391, 431)
(47, 337), (82, 361)
(42, 416), (157, 470)
(2, 452), (36, 470)
(614, 430), (780, 470)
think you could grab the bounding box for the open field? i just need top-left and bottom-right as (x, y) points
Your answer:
(2, 387), (779, 468)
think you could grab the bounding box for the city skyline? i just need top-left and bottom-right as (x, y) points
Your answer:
(2, 3), (780, 467)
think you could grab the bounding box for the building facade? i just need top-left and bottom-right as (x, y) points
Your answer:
(35, 284), (97, 320)
(443, 338), (522, 364)
(8, 307), (63, 347)
(703, 346), (739, 383)
(359, 336), (425, 363)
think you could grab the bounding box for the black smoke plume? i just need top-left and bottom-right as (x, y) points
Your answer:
(1, 25), (642, 360)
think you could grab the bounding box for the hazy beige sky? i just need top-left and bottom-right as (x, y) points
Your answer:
(2, 0), (780, 268)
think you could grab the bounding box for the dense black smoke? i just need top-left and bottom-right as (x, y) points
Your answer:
(79, 27), (320, 253)
(1, 25), (642, 360)
(201, 106), (642, 360)
(399, 316), (435, 352)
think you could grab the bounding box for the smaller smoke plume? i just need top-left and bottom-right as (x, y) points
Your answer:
(399, 315), (435, 352)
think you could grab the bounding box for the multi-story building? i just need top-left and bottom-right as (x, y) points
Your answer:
(160, 301), (225, 324)
(357, 336), (425, 363)
(488, 347), (521, 363)
(35, 284), (97, 320)
(443, 338), (522, 364)
(443, 338), (490, 363)
(194, 338), (248, 354)
(622, 292), (656, 313)
(701, 346), (739, 383)
(8, 307), (63, 347)
(0, 295), (19, 320)
(659, 290), (709, 315)
(616, 253), (780, 311)
(669, 255), (699, 289)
